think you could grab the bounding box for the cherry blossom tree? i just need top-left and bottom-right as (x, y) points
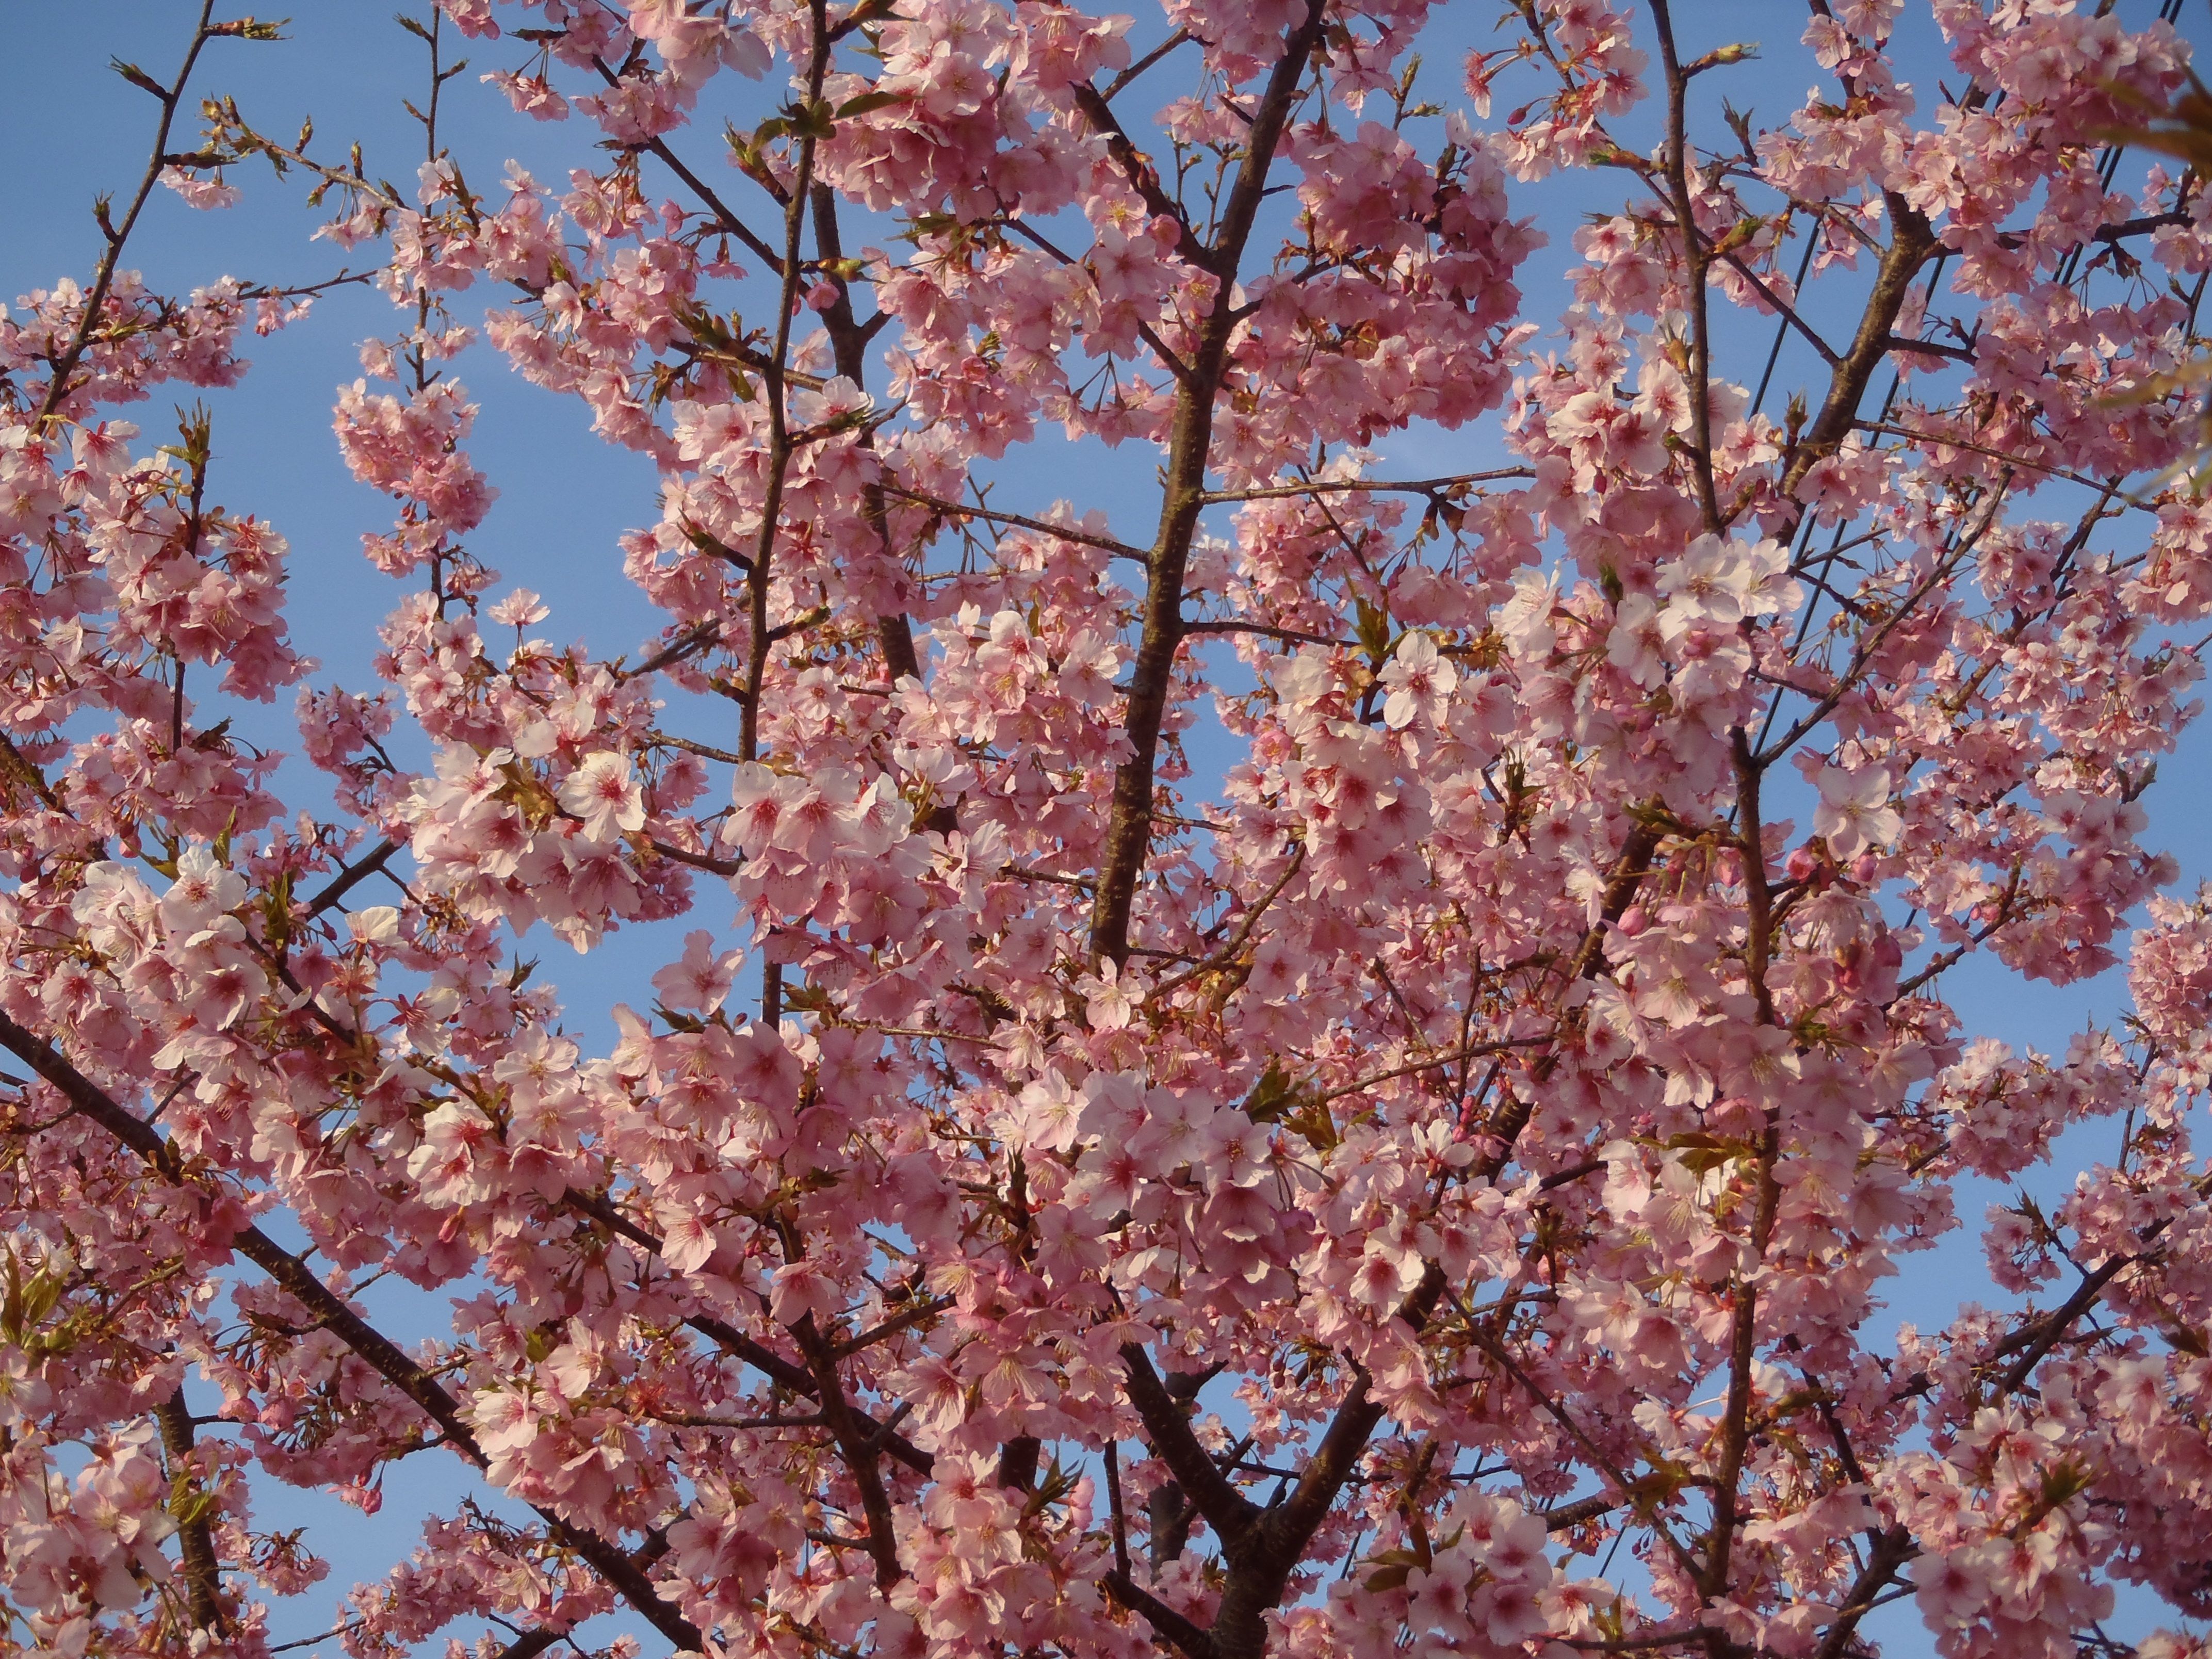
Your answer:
(7, 1), (2212, 1657)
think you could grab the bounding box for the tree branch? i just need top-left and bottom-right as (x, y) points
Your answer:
(1197, 469), (1533, 504)
(1648, 0), (1723, 533)
(876, 484), (1150, 563)
(685, 1311), (936, 1475)
(1992, 1251), (2139, 1396)
(39, 1), (222, 427)
(1089, 0), (1329, 970)
(1103, 1568), (1220, 1659)
(304, 837), (400, 917)
(156, 1386), (229, 1637)
(796, 1311), (906, 1587)
(1779, 193), (1939, 511)
(0, 1012), (705, 1653)
(591, 57), (783, 273)
(1118, 1343), (1261, 1547)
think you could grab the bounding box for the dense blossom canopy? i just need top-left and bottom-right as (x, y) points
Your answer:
(4, 2), (2212, 1657)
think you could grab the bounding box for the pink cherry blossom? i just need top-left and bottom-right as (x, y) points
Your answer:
(1379, 631), (1457, 730)
(651, 929), (739, 1013)
(4, 5), (2212, 1659)
(557, 750), (646, 842)
(1813, 763), (1902, 861)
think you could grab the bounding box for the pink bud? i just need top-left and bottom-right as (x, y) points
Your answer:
(1850, 853), (1878, 885)
(1785, 846), (1816, 882)
(1616, 904), (1648, 937)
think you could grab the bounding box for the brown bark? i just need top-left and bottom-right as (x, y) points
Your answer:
(155, 1387), (227, 1637)
(0, 1010), (706, 1654)
(1086, 0), (1329, 967)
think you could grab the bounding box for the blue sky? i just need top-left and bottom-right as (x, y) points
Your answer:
(8, 2), (2212, 1653)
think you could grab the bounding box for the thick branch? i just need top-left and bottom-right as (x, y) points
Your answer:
(156, 1387), (229, 1636)
(797, 1313), (906, 1587)
(1104, 1569), (1220, 1659)
(1779, 192), (1938, 508)
(1205, 1270), (1449, 1659)
(1544, 1494), (1618, 1533)
(304, 837), (400, 917)
(1070, 85), (1208, 268)
(1698, 736), (1785, 1617)
(1088, 0), (1328, 968)
(1118, 1344), (1261, 1547)
(810, 182), (929, 690)
(737, 8), (833, 767)
(1811, 1526), (1917, 1659)
(1992, 1251), (2139, 1395)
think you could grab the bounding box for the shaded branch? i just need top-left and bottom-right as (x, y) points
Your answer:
(156, 1386), (229, 1637)
(591, 56), (783, 272)
(1118, 1344), (1261, 1547)
(1089, 0), (1330, 972)
(1198, 469), (1533, 504)
(0, 1012), (705, 1654)
(684, 1311), (936, 1475)
(304, 838), (400, 917)
(1778, 193), (1939, 510)
(1103, 1569), (1219, 1659)
(877, 484), (1150, 562)
(1147, 844), (1306, 1000)
(1992, 1251), (2140, 1395)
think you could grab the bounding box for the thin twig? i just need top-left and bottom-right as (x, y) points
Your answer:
(38, 1), (222, 427)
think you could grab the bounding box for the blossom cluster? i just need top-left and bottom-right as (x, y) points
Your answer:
(4, 2), (2212, 1659)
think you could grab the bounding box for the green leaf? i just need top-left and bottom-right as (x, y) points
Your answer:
(171, 1482), (218, 1528)
(263, 869), (292, 952)
(1293, 1104), (1338, 1152)
(1237, 1062), (1337, 1152)
(213, 17), (289, 41)
(1240, 1060), (1302, 1123)
(835, 90), (905, 120)
(1661, 1130), (1752, 1176)
(1354, 597), (1392, 664)
(1359, 1545), (1425, 1593)
(783, 982), (835, 1014)
(110, 60), (169, 100)
(1, 1254), (22, 1346)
